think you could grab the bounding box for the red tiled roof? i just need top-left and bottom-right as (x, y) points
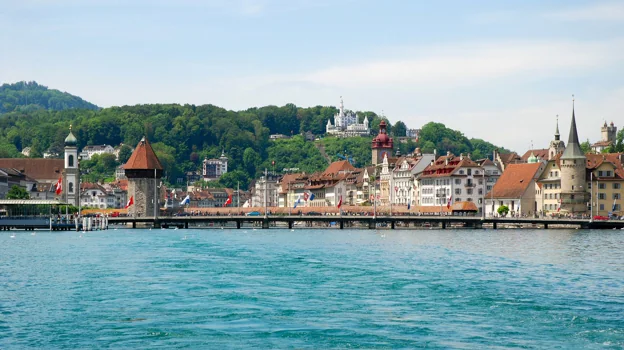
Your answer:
(498, 152), (522, 166)
(521, 149), (549, 161)
(420, 154), (480, 178)
(124, 137), (163, 170)
(323, 160), (355, 176)
(591, 140), (613, 147)
(586, 153), (624, 179)
(452, 201), (479, 211)
(486, 163), (542, 199)
(0, 159), (63, 182)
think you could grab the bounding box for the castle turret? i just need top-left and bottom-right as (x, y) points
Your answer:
(124, 137), (163, 217)
(560, 100), (587, 213)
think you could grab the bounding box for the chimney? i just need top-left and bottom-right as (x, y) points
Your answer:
(460, 153), (464, 160)
(434, 149), (437, 157)
(447, 151), (451, 157)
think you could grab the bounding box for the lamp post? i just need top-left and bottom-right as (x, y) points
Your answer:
(482, 169), (485, 220)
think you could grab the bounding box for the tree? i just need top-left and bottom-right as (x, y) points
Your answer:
(242, 147), (261, 177)
(392, 121), (407, 137)
(580, 139), (592, 154)
(497, 205), (509, 217)
(7, 185), (29, 199)
(219, 170), (250, 189)
(118, 144), (133, 164)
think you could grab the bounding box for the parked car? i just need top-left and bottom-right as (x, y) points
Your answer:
(593, 215), (609, 221)
(246, 211), (261, 216)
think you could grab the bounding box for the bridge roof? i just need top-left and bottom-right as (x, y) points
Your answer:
(0, 199), (68, 205)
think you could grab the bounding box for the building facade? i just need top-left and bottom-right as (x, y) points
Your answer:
(202, 152), (228, 181)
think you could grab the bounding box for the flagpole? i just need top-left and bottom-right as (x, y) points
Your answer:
(590, 172), (593, 222)
(264, 168), (268, 219)
(237, 181), (240, 210)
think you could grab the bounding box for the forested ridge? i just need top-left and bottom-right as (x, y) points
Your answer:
(0, 81), (509, 189)
(0, 81), (99, 113)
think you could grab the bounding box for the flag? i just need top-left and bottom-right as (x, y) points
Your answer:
(557, 198), (562, 212)
(294, 194), (302, 208)
(337, 195), (343, 209)
(125, 196), (134, 209)
(446, 195), (452, 209)
(408, 202), (411, 210)
(55, 176), (63, 195)
(309, 192), (315, 201)
(613, 198), (617, 212)
(303, 192), (309, 201)
(180, 195), (190, 206)
(172, 189), (177, 199)
(223, 194), (232, 207)
(242, 200), (250, 208)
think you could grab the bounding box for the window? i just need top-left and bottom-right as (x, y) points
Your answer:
(614, 204), (621, 211)
(478, 189), (483, 195)
(455, 179), (461, 185)
(479, 179), (483, 185)
(599, 193), (606, 200)
(555, 171), (558, 177)
(549, 194), (553, 199)
(467, 198), (473, 202)
(572, 175), (575, 180)
(599, 183), (606, 189)
(455, 189), (462, 195)
(607, 171), (613, 177)
(600, 204), (605, 211)
(467, 169), (472, 176)
(550, 171), (553, 177)
(475, 170), (480, 175)
(613, 193), (620, 200)
(459, 170), (465, 175)
(614, 183), (621, 189)
(467, 189), (473, 195)
(68, 155), (74, 167)
(69, 182), (73, 193)
(456, 198), (462, 202)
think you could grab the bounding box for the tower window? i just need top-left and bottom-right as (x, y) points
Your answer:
(69, 155), (74, 167)
(69, 182), (74, 193)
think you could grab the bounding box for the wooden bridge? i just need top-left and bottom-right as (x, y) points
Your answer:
(108, 215), (624, 230)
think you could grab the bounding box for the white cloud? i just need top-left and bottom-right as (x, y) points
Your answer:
(291, 39), (624, 88)
(544, 2), (624, 21)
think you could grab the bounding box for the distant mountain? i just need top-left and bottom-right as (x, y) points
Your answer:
(0, 81), (99, 113)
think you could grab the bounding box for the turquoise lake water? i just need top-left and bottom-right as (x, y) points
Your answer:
(1, 228), (623, 349)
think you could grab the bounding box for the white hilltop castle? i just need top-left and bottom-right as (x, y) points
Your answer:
(326, 97), (370, 137)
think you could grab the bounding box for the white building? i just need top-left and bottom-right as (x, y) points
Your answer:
(202, 152), (228, 181)
(392, 151), (435, 206)
(326, 97), (370, 137)
(251, 172), (280, 208)
(80, 145), (115, 160)
(418, 153), (487, 213)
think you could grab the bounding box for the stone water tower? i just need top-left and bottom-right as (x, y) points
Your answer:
(124, 137), (163, 217)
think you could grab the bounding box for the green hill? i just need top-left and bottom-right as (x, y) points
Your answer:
(0, 81), (99, 114)
(0, 82), (510, 188)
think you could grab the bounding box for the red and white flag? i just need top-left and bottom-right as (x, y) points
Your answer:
(55, 176), (63, 195)
(125, 196), (134, 209)
(447, 195), (452, 209)
(303, 192), (310, 201)
(557, 198), (562, 212)
(223, 194), (232, 207)
(337, 195), (343, 209)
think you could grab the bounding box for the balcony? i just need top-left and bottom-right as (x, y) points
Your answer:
(464, 182), (475, 187)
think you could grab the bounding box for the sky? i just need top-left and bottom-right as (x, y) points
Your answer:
(1, 0), (623, 152)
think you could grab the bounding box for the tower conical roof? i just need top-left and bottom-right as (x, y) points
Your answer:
(560, 103), (585, 160)
(554, 115), (560, 141)
(124, 136), (163, 170)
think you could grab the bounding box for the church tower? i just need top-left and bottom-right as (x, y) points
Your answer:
(124, 137), (163, 217)
(560, 100), (587, 213)
(548, 115), (565, 160)
(371, 120), (394, 165)
(601, 121), (617, 143)
(63, 125), (79, 207)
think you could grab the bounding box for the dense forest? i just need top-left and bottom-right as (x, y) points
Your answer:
(0, 81), (99, 113)
(0, 81), (509, 189)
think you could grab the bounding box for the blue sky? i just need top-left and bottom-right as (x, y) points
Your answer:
(1, 0), (623, 152)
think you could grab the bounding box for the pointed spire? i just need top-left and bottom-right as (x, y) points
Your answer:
(554, 115), (560, 140)
(561, 94), (585, 160)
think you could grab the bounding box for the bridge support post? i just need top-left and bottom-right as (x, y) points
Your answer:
(236, 221), (241, 229)
(544, 223), (548, 229)
(492, 222), (497, 230)
(474, 221), (483, 229)
(154, 220), (159, 229)
(288, 221), (293, 229)
(339, 220), (344, 229)
(132, 221), (136, 229)
(185, 222), (189, 229)
(441, 221), (446, 229)
(390, 221), (395, 229)
(369, 220), (376, 229)
(262, 219), (269, 229)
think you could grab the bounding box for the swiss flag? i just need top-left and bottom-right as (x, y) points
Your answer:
(447, 195), (452, 209)
(125, 196), (134, 209)
(223, 194), (232, 207)
(55, 176), (62, 195)
(557, 198), (562, 212)
(337, 195), (343, 209)
(303, 192), (309, 201)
